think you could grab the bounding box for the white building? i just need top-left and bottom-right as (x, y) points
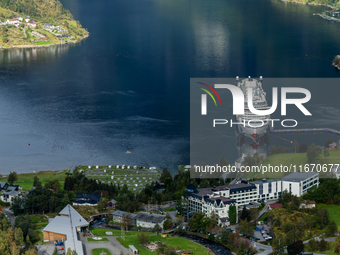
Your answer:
(1, 190), (21, 204)
(43, 204), (88, 255)
(134, 212), (165, 229)
(251, 172), (319, 200)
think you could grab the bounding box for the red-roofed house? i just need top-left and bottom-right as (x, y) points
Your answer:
(329, 142), (338, 149)
(108, 199), (116, 208)
(269, 203), (283, 210)
(7, 18), (19, 24)
(24, 24), (29, 29)
(29, 22), (37, 28)
(299, 200), (316, 209)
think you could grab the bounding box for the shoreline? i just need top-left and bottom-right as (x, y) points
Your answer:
(0, 33), (89, 49)
(280, 0), (338, 10)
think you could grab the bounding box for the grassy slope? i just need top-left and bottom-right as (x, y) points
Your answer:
(117, 235), (210, 255)
(318, 204), (340, 230)
(0, 170), (66, 191)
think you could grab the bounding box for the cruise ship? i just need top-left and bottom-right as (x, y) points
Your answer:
(236, 76), (270, 142)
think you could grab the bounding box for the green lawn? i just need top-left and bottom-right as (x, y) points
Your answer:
(318, 204), (340, 230)
(88, 237), (109, 242)
(92, 248), (112, 255)
(117, 235), (211, 255)
(0, 170), (67, 191)
(89, 227), (155, 236)
(163, 207), (176, 212)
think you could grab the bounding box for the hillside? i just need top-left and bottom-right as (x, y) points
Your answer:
(283, 0), (340, 8)
(0, 0), (88, 47)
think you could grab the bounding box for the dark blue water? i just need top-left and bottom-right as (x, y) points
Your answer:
(0, 0), (340, 174)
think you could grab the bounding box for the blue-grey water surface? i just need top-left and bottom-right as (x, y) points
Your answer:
(0, 0), (340, 174)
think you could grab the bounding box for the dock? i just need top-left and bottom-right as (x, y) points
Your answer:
(269, 127), (340, 136)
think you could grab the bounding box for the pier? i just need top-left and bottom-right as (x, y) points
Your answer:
(269, 127), (340, 136)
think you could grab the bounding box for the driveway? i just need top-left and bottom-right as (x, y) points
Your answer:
(3, 208), (15, 228)
(80, 233), (129, 255)
(37, 242), (59, 255)
(255, 242), (273, 255)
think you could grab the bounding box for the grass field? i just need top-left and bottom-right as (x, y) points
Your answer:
(89, 227), (155, 237)
(0, 170), (67, 191)
(117, 235), (211, 255)
(92, 248), (111, 255)
(88, 237), (109, 242)
(163, 207), (176, 212)
(243, 149), (340, 179)
(318, 204), (340, 230)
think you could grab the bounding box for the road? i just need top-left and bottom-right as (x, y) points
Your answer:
(3, 208), (15, 228)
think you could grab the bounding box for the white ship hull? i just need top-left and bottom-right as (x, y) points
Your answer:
(238, 123), (268, 142)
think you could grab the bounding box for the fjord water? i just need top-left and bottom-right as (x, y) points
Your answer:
(1, 0), (340, 174)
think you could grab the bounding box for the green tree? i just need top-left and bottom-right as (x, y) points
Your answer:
(228, 206), (237, 224)
(52, 247), (58, 255)
(299, 143), (308, 153)
(327, 221), (337, 234)
(137, 233), (149, 245)
(238, 219), (254, 238)
(287, 240), (304, 255)
(307, 144), (322, 163)
(15, 227), (24, 245)
(219, 155), (229, 166)
(220, 229), (231, 243)
(153, 223), (162, 232)
(8, 171), (18, 185)
(96, 200), (106, 212)
(324, 149), (330, 159)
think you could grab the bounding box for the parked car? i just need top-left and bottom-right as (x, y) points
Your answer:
(55, 241), (63, 246)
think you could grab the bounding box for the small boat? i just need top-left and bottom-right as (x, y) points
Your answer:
(126, 150), (131, 154)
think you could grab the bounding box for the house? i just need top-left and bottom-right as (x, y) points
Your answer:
(43, 23), (53, 30)
(13, 16), (23, 21)
(269, 203), (283, 210)
(108, 199), (117, 208)
(1, 190), (21, 204)
(7, 18), (19, 24)
(299, 200), (316, 209)
(25, 17), (30, 23)
(43, 204), (89, 255)
(134, 212), (166, 229)
(29, 22), (37, 28)
(329, 142), (337, 149)
(24, 24), (29, 29)
(0, 182), (8, 192)
(112, 210), (137, 225)
(73, 194), (101, 206)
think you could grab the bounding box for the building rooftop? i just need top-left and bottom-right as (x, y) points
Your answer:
(112, 210), (137, 218)
(134, 212), (165, 224)
(43, 204), (89, 254)
(281, 172), (318, 182)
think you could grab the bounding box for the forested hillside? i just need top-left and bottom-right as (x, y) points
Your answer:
(0, 0), (74, 22)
